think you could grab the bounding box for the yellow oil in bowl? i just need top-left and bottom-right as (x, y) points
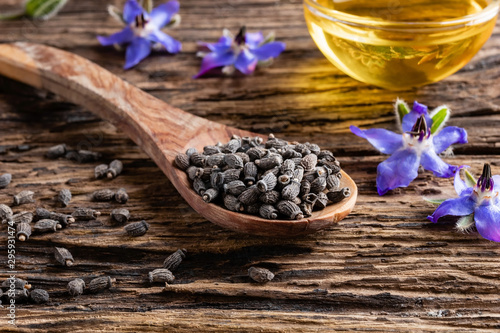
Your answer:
(304, 0), (500, 90)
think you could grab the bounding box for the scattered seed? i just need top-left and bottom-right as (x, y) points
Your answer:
(16, 222), (31, 241)
(13, 190), (35, 206)
(107, 159), (123, 179)
(58, 189), (72, 207)
(54, 247), (75, 267)
(46, 144), (67, 159)
(124, 220), (149, 237)
(2, 277), (31, 290)
(92, 189), (115, 201)
(6, 288), (29, 303)
(87, 276), (115, 294)
(163, 249), (187, 272)
(33, 219), (61, 233)
(0, 204), (13, 222)
(72, 208), (101, 221)
(95, 164), (109, 179)
(29, 289), (49, 304)
(115, 188), (129, 204)
(11, 211), (33, 224)
(148, 268), (175, 284)
(67, 278), (85, 297)
(110, 208), (130, 224)
(0, 173), (12, 189)
(248, 267), (274, 283)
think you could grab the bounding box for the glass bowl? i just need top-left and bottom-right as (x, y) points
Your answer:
(303, 0), (500, 90)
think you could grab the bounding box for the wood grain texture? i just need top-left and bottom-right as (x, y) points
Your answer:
(0, 0), (500, 331)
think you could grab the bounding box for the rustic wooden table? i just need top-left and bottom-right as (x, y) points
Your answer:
(1, 0), (500, 331)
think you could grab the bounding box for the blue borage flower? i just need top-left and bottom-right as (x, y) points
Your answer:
(428, 164), (500, 242)
(98, 0), (181, 69)
(350, 99), (468, 195)
(194, 27), (286, 78)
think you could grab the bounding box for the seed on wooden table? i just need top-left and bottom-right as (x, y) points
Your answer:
(110, 208), (130, 224)
(255, 155), (282, 170)
(7, 288), (29, 303)
(2, 277), (31, 290)
(243, 162), (258, 185)
(235, 152), (250, 165)
(107, 159), (123, 179)
(189, 152), (206, 167)
(222, 169), (241, 183)
(16, 222), (31, 241)
(205, 153), (225, 167)
(277, 200), (303, 220)
(92, 189), (116, 202)
(300, 154), (317, 172)
(257, 172), (277, 193)
(202, 188), (219, 203)
(72, 208), (101, 221)
(282, 180), (300, 200)
(224, 154), (244, 169)
(33, 219), (61, 233)
(248, 267), (274, 283)
(29, 289), (49, 304)
(223, 138), (241, 153)
(223, 194), (242, 212)
(66, 150), (101, 163)
(87, 276), (115, 294)
(238, 186), (261, 205)
(124, 220), (149, 237)
(246, 147), (266, 161)
(293, 166), (304, 182)
(193, 178), (207, 195)
(0, 173), (12, 189)
(54, 247), (75, 267)
(46, 144), (67, 159)
(299, 180), (311, 197)
(185, 147), (197, 157)
(13, 190), (35, 206)
(174, 153), (190, 170)
(67, 279), (86, 297)
(259, 190), (280, 205)
(115, 188), (129, 204)
(148, 268), (175, 284)
(58, 189), (72, 207)
(186, 166), (200, 180)
(327, 187), (351, 203)
(315, 192), (329, 209)
(319, 160), (341, 174)
(11, 211), (33, 224)
(310, 177), (327, 194)
(94, 164), (109, 179)
(223, 180), (246, 196)
(0, 203), (13, 222)
(259, 204), (278, 219)
(203, 145), (221, 155)
(50, 212), (75, 227)
(163, 249), (187, 271)
(318, 150), (336, 162)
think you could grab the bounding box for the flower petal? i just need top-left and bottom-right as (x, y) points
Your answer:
(245, 32), (264, 48)
(427, 195), (475, 223)
(402, 101), (433, 132)
(149, 0), (179, 28)
(432, 126), (468, 154)
(420, 150), (457, 178)
(493, 175), (500, 193)
(123, 0), (144, 24)
(250, 42), (286, 61)
(376, 149), (419, 195)
(97, 27), (134, 46)
(194, 51), (235, 78)
(124, 38), (152, 69)
(474, 204), (500, 242)
(350, 126), (403, 154)
(149, 30), (181, 53)
(234, 49), (258, 75)
(198, 36), (232, 53)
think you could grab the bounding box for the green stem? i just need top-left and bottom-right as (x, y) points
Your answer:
(0, 9), (26, 20)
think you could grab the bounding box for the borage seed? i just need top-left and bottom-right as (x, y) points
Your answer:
(13, 190), (35, 206)
(259, 190), (280, 205)
(1, 277), (31, 290)
(259, 205), (278, 220)
(110, 208), (130, 224)
(92, 189), (115, 202)
(0, 173), (12, 189)
(277, 200), (303, 220)
(248, 267), (274, 283)
(115, 188), (129, 204)
(72, 208), (101, 221)
(124, 220), (149, 237)
(58, 189), (72, 207)
(12, 211), (33, 224)
(238, 186), (261, 205)
(327, 187), (351, 203)
(67, 278), (85, 297)
(223, 180), (246, 196)
(223, 194), (242, 212)
(54, 247), (75, 267)
(29, 289), (49, 304)
(202, 188), (219, 203)
(46, 144), (67, 159)
(95, 164), (109, 179)
(148, 269), (175, 284)
(310, 177), (327, 194)
(256, 172), (277, 192)
(87, 276), (115, 294)
(175, 153), (190, 170)
(0, 204), (13, 222)
(282, 181), (300, 200)
(163, 249), (187, 271)
(315, 192), (328, 209)
(33, 219), (61, 233)
(243, 162), (258, 185)
(107, 159), (123, 179)
(16, 222), (31, 241)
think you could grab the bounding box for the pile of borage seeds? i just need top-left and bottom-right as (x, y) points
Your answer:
(175, 134), (351, 220)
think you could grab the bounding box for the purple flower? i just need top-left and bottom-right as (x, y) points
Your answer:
(194, 27), (286, 78)
(98, 0), (181, 69)
(350, 100), (468, 195)
(428, 164), (500, 242)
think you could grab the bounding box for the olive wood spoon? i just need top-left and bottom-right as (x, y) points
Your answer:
(0, 42), (357, 236)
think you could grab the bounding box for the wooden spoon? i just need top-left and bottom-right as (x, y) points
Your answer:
(0, 42), (357, 236)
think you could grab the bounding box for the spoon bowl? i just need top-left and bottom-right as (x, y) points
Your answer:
(0, 42), (357, 236)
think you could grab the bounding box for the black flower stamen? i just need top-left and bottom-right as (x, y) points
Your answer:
(235, 26), (246, 45)
(477, 163), (494, 191)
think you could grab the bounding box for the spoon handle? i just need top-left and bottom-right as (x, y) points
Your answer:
(0, 42), (224, 178)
